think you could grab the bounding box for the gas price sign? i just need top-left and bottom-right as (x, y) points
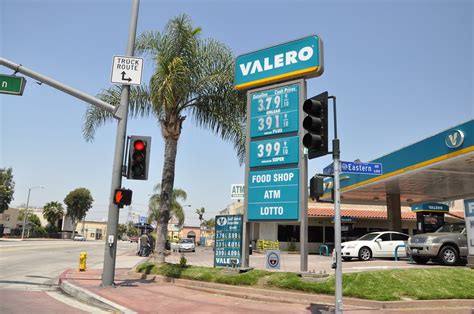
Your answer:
(250, 84), (300, 138)
(214, 215), (243, 267)
(249, 136), (299, 167)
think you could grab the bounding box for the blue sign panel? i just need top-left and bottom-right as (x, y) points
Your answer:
(249, 136), (299, 167)
(411, 203), (449, 212)
(248, 168), (299, 221)
(323, 163), (334, 175)
(235, 35), (323, 90)
(250, 84), (299, 138)
(340, 161), (383, 175)
(214, 215), (243, 267)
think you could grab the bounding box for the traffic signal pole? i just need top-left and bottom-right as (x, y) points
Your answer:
(330, 96), (343, 313)
(101, 0), (140, 287)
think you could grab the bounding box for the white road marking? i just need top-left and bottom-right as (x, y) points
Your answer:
(46, 291), (109, 313)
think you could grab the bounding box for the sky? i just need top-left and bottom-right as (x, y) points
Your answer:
(1, 0), (472, 227)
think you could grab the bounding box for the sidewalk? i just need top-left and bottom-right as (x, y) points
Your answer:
(58, 256), (474, 313)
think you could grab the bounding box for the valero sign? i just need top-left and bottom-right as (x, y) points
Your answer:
(234, 35), (323, 90)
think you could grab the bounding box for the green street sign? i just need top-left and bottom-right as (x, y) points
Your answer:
(0, 74), (26, 95)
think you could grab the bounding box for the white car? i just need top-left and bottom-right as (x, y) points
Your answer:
(178, 238), (195, 252)
(73, 234), (86, 241)
(339, 231), (409, 261)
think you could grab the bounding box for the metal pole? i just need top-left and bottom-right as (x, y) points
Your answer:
(101, 0), (140, 287)
(300, 80), (308, 272)
(331, 96), (343, 313)
(20, 188), (32, 240)
(0, 58), (118, 118)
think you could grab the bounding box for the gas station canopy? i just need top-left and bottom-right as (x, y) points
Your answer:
(324, 120), (474, 206)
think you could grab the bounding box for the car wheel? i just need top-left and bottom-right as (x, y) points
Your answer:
(439, 245), (458, 266)
(412, 256), (430, 264)
(342, 257), (352, 261)
(358, 247), (372, 261)
(192, 249), (195, 252)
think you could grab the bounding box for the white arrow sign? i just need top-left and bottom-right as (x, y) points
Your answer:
(111, 56), (144, 86)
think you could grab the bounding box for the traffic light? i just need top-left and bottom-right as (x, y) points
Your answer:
(309, 175), (324, 200)
(113, 189), (132, 207)
(127, 136), (151, 180)
(302, 91), (329, 159)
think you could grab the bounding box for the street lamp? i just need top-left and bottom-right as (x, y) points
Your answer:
(21, 186), (44, 240)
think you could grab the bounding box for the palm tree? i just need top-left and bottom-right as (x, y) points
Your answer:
(195, 207), (205, 227)
(42, 201), (64, 228)
(82, 14), (245, 263)
(148, 184), (186, 228)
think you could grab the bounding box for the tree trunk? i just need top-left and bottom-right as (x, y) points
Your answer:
(154, 136), (179, 263)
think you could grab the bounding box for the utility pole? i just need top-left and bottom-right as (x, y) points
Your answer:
(101, 0), (140, 287)
(21, 186), (43, 240)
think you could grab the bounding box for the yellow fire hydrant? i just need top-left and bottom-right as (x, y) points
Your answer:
(79, 251), (87, 271)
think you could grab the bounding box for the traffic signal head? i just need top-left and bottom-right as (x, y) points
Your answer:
(127, 136), (151, 180)
(113, 189), (133, 207)
(309, 175), (324, 200)
(302, 91), (329, 159)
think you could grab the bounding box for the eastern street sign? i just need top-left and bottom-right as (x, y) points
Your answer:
(324, 161), (383, 176)
(248, 168), (299, 221)
(235, 35), (323, 90)
(249, 135), (299, 167)
(250, 84), (300, 137)
(111, 56), (144, 86)
(0, 74), (26, 95)
(214, 215), (243, 267)
(340, 161), (383, 175)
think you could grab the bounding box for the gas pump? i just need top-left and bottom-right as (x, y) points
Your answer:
(411, 203), (449, 234)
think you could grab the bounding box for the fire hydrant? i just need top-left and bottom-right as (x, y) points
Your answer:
(79, 251), (87, 271)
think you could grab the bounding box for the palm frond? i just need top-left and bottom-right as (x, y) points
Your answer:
(82, 84), (154, 141)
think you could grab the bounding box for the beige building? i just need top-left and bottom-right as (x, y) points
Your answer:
(0, 208), (21, 234)
(74, 220), (107, 240)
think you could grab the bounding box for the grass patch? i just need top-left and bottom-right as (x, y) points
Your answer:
(136, 262), (269, 285)
(136, 263), (474, 301)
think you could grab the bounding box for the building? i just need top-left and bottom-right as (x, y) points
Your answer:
(0, 207), (20, 235)
(74, 220), (107, 240)
(179, 226), (201, 243)
(220, 200), (466, 252)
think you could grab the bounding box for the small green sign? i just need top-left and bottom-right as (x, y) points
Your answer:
(0, 74), (26, 95)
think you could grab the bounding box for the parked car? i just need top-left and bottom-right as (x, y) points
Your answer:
(73, 234), (86, 241)
(129, 235), (139, 243)
(407, 222), (467, 265)
(178, 238), (195, 252)
(339, 231), (409, 261)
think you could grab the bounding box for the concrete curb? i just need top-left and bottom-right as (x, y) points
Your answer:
(132, 272), (474, 311)
(58, 269), (137, 314)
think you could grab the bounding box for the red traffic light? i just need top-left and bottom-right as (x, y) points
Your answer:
(134, 140), (146, 151)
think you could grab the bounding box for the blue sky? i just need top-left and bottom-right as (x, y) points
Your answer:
(1, 0), (472, 226)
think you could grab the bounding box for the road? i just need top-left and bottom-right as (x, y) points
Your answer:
(0, 239), (139, 313)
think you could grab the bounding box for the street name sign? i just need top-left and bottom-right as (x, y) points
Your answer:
(214, 215), (243, 267)
(340, 161), (383, 175)
(249, 135), (299, 167)
(0, 74), (26, 95)
(235, 35), (323, 90)
(250, 84), (300, 137)
(111, 56), (144, 86)
(248, 168), (299, 221)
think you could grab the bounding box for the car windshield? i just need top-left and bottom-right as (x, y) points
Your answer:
(180, 239), (193, 243)
(435, 223), (465, 233)
(357, 233), (380, 241)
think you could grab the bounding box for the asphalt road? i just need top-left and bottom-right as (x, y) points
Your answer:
(0, 239), (138, 313)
